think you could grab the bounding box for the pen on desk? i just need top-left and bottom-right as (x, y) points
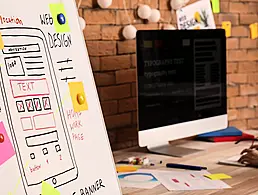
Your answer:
(166, 163), (207, 171)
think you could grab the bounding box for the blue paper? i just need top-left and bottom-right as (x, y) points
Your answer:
(197, 127), (242, 138)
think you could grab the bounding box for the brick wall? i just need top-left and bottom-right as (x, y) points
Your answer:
(77, 0), (258, 150)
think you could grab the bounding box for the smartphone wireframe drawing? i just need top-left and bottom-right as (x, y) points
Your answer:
(0, 27), (78, 194)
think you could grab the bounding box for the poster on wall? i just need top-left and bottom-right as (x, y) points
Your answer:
(176, 0), (216, 30)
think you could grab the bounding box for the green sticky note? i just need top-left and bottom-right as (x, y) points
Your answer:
(211, 0), (220, 13)
(49, 3), (70, 32)
(42, 181), (60, 195)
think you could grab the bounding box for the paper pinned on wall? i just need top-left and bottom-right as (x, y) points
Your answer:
(222, 21), (231, 37)
(0, 122), (15, 166)
(0, 32), (4, 50)
(42, 181), (60, 195)
(49, 3), (70, 32)
(68, 82), (88, 112)
(249, 23), (258, 40)
(211, 0), (220, 13)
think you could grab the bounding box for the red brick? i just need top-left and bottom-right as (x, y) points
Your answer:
(83, 25), (101, 40)
(160, 10), (174, 24)
(86, 41), (116, 56)
(229, 120), (247, 130)
(76, 0), (93, 8)
(229, 2), (257, 13)
(218, 14), (239, 25)
(240, 85), (258, 96)
(94, 72), (116, 86)
(116, 10), (139, 25)
(100, 55), (131, 71)
(105, 113), (132, 129)
(130, 0), (159, 9)
(238, 62), (257, 73)
(227, 74), (247, 84)
(228, 109), (238, 120)
(231, 26), (249, 37)
(132, 111), (137, 125)
(107, 131), (116, 144)
(239, 38), (257, 49)
(89, 57), (100, 71)
(131, 82), (137, 97)
(108, 0), (130, 9)
(159, 0), (170, 9)
(227, 62), (238, 73)
(228, 50), (248, 62)
(116, 69), (136, 84)
(247, 119), (258, 129)
(134, 23), (160, 30)
(116, 127), (138, 142)
(226, 38), (239, 49)
(247, 50), (258, 61)
(249, 96), (258, 108)
(238, 108), (255, 119)
(240, 14), (258, 25)
(101, 100), (118, 116)
(229, 96), (248, 108)
(84, 10), (116, 25)
(102, 26), (122, 40)
(227, 86), (239, 97)
(118, 97), (137, 112)
(99, 84), (131, 101)
(220, 2), (229, 12)
(248, 74), (258, 84)
(117, 40), (136, 54)
(131, 54), (136, 68)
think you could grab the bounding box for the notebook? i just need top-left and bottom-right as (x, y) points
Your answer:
(218, 155), (246, 167)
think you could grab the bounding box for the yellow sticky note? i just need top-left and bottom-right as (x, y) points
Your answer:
(204, 173), (232, 180)
(194, 26), (200, 30)
(68, 82), (88, 112)
(211, 0), (220, 13)
(0, 32), (4, 50)
(42, 181), (60, 195)
(116, 165), (138, 173)
(249, 23), (258, 40)
(49, 3), (70, 33)
(222, 21), (231, 37)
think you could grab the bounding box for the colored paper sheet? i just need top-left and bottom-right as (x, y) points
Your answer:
(211, 0), (220, 13)
(68, 82), (88, 112)
(204, 173), (232, 180)
(0, 122), (15, 166)
(49, 3), (70, 33)
(222, 21), (231, 37)
(42, 181), (60, 195)
(0, 32), (4, 50)
(249, 23), (258, 40)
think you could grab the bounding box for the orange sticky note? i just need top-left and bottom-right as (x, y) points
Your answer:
(249, 23), (258, 40)
(0, 32), (4, 50)
(222, 21), (231, 37)
(68, 82), (88, 112)
(116, 166), (138, 173)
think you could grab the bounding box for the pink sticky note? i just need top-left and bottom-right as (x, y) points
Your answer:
(0, 122), (15, 166)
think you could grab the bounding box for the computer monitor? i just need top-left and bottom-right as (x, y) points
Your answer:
(136, 29), (228, 157)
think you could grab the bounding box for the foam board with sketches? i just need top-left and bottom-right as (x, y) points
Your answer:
(0, 0), (122, 194)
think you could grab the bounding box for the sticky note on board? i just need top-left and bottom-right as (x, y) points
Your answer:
(204, 173), (232, 180)
(0, 32), (4, 50)
(211, 0), (220, 13)
(222, 21), (231, 37)
(68, 82), (88, 112)
(0, 122), (15, 166)
(49, 3), (70, 33)
(249, 23), (258, 40)
(42, 181), (60, 195)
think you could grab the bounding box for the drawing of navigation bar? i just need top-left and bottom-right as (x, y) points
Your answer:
(10, 78), (49, 98)
(2, 43), (40, 54)
(25, 130), (59, 147)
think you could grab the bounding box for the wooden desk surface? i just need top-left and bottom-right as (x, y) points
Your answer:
(113, 131), (258, 195)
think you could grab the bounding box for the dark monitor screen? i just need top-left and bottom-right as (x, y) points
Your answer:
(136, 29), (227, 131)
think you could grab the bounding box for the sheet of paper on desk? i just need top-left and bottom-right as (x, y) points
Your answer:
(152, 170), (231, 191)
(118, 169), (161, 189)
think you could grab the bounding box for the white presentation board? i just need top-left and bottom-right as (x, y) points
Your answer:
(0, 0), (122, 195)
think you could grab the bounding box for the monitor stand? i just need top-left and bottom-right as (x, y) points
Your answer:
(147, 143), (203, 157)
